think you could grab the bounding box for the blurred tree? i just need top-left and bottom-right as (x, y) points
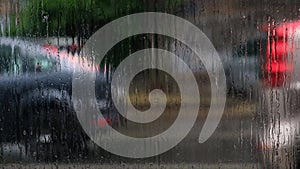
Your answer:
(14, 0), (183, 38)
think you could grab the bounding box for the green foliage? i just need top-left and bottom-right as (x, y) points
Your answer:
(15, 0), (183, 37)
(19, 0), (145, 37)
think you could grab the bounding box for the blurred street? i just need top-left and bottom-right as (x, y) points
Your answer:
(1, 0), (300, 168)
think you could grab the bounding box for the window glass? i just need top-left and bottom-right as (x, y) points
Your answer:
(0, 1), (300, 169)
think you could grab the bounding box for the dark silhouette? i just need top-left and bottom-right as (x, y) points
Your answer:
(36, 62), (42, 72)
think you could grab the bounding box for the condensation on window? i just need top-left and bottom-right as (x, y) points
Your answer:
(0, 0), (300, 169)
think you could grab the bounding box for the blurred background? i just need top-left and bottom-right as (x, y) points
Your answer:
(0, 0), (300, 168)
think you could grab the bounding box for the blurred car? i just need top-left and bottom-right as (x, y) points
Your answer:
(224, 37), (263, 98)
(0, 37), (123, 161)
(257, 20), (300, 169)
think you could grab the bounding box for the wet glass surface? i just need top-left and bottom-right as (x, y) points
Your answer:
(0, 0), (300, 168)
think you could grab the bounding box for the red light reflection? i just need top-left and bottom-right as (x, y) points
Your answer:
(261, 20), (299, 87)
(97, 118), (113, 128)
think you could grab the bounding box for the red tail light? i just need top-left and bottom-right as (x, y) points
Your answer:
(275, 21), (300, 37)
(97, 118), (113, 127)
(43, 44), (59, 54)
(262, 21), (298, 87)
(266, 40), (293, 61)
